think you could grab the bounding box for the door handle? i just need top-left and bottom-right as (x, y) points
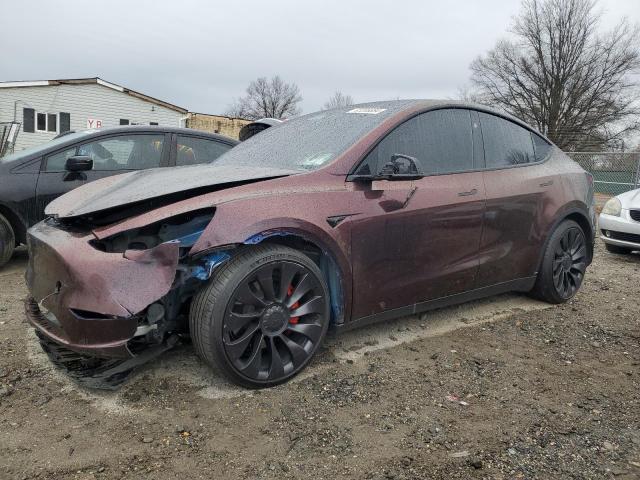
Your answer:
(539, 180), (554, 187)
(458, 188), (478, 197)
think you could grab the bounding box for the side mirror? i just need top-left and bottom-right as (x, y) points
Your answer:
(65, 155), (93, 172)
(377, 153), (423, 180)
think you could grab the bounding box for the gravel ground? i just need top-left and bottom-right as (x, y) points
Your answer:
(0, 241), (638, 480)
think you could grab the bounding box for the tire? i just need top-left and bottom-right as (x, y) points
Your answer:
(605, 243), (632, 255)
(189, 244), (331, 388)
(0, 213), (15, 268)
(531, 219), (588, 304)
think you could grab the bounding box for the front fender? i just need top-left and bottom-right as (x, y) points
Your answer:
(189, 199), (354, 323)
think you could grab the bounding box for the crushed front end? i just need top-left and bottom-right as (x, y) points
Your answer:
(25, 209), (223, 388)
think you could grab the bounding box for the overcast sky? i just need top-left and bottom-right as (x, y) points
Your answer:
(1, 0), (638, 115)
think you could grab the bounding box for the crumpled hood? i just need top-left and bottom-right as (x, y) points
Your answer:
(617, 187), (640, 209)
(45, 164), (300, 219)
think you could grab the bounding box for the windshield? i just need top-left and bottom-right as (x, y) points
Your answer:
(0, 130), (95, 163)
(213, 101), (415, 171)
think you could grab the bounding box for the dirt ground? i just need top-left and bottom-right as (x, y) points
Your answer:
(0, 240), (638, 480)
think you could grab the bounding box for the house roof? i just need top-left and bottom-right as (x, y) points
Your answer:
(0, 77), (188, 114)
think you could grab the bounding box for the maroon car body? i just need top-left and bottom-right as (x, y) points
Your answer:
(25, 100), (595, 387)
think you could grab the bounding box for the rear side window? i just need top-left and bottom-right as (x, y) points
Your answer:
(356, 109), (474, 176)
(176, 136), (232, 166)
(479, 113), (535, 167)
(532, 133), (552, 161)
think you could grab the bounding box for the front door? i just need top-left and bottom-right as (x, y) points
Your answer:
(34, 133), (168, 224)
(349, 108), (486, 320)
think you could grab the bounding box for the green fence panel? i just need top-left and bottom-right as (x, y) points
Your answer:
(566, 152), (640, 196)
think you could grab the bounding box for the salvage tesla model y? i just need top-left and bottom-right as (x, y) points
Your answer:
(25, 100), (595, 388)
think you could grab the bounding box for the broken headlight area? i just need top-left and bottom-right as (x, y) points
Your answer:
(89, 208), (215, 254)
(33, 208), (244, 389)
(113, 250), (236, 373)
(92, 206), (236, 343)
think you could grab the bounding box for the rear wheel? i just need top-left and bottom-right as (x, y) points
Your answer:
(605, 243), (632, 255)
(189, 245), (330, 388)
(531, 220), (587, 304)
(0, 213), (15, 268)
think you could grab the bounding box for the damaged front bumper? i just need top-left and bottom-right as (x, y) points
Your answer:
(25, 220), (180, 359)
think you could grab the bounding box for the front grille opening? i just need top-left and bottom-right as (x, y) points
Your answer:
(630, 210), (640, 222)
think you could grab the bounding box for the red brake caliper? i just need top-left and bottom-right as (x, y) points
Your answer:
(287, 285), (300, 324)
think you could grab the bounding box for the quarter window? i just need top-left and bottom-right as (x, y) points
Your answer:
(532, 133), (552, 161)
(479, 113), (535, 167)
(356, 109), (474, 176)
(77, 134), (165, 171)
(176, 136), (232, 166)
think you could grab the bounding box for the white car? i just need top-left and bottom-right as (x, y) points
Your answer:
(599, 188), (640, 254)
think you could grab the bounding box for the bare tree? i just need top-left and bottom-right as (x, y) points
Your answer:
(323, 91), (354, 110)
(470, 0), (640, 150)
(227, 76), (302, 120)
(455, 85), (486, 104)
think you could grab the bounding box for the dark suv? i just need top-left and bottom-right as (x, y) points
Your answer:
(0, 126), (237, 266)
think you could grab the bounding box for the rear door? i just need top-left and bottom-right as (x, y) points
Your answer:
(171, 134), (235, 166)
(34, 132), (169, 223)
(475, 112), (560, 286)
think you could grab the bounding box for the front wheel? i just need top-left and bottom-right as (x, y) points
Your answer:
(0, 213), (15, 268)
(531, 220), (588, 304)
(189, 245), (330, 388)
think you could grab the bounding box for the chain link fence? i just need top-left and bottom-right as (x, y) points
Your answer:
(566, 151), (640, 195)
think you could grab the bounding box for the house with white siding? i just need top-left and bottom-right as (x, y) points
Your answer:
(0, 77), (188, 152)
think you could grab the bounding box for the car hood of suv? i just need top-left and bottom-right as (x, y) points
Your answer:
(45, 164), (300, 221)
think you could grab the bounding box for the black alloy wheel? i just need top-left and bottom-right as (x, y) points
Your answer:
(551, 226), (587, 299)
(223, 260), (328, 381)
(531, 219), (588, 304)
(190, 245), (330, 388)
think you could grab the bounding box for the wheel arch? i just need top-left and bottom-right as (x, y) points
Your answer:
(564, 211), (594, 261)
(240, 229), (349, 326)
(536, 204), (594, 276)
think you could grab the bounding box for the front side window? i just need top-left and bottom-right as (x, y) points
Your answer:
(45, 147), (77, 171)
(176, 136), (233, 166)
(479, 113), (535, 168)
(78, 134), (164, 171)
(356, 109), (474, 176)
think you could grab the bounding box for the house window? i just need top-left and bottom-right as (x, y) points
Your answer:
(47, 114), (57, 132)
(150, 122), (158, 126)
(120, 119), (130, 125)
(35, 112), (58, 133)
